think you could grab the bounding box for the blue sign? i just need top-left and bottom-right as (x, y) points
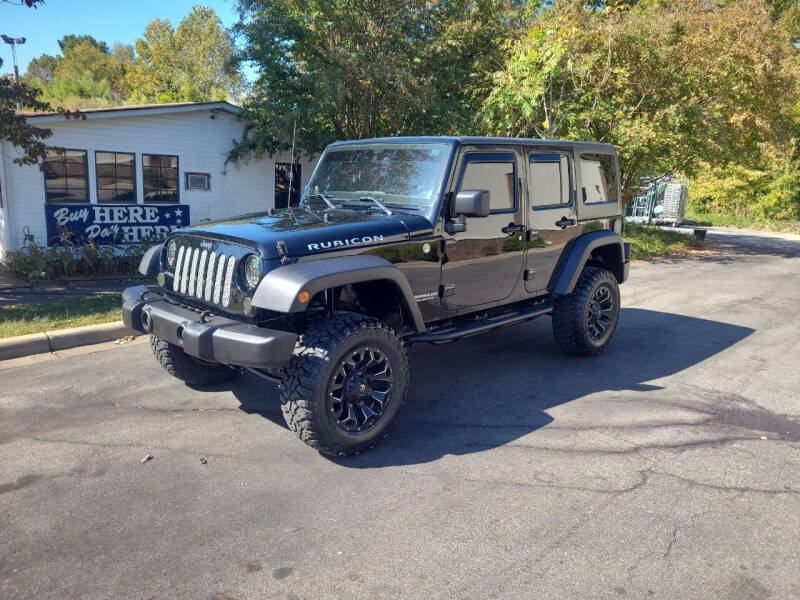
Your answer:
(45, 204), (190, 245)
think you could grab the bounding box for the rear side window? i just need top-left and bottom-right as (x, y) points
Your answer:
(459, 153), (516, 213)
(580, 154), (618, 204)
(529, 153), (571, 207)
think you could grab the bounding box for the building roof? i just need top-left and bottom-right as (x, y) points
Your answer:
(17, 101), (242, 123)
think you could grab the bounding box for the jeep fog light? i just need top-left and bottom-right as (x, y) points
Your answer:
(166, 239), (177, 266)
(244, 254), (261, 288)
(156, 272), (166, 287)
(242, 296), (253, 314)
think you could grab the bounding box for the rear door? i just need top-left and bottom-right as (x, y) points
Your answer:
(525, 150), (581, 293)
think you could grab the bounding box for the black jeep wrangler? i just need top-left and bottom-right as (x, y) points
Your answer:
(123, 137), (630, 455)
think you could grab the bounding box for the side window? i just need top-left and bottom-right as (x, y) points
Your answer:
(143, 154), (179, 203)
(459, 153), (516, 213)
(43, 149), (89, 203)
(96, 151), (136, 204)
(580, 154), (618, 204)
(529, 153), (571, 207)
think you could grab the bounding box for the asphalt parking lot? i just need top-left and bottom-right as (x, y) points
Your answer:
(2, 228), (799, 600)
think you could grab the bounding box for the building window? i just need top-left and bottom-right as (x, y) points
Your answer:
(96, 151), (136, 204)
(143, 154), (179, 203)
(185, 172), (210, 190)
(43, 149), (89, 203)
(275, 162), (301, 208)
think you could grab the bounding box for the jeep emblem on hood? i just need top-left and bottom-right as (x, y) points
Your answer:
(307, 235), (384, 251)
(200, 240), (213, 250)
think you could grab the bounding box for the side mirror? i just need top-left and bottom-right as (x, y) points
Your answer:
(452, 189), (490, 218)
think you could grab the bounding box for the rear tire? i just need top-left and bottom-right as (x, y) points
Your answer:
(279, 313), (409, 456)
(150, 335), (236, 386)
(552, 267), (620, 356)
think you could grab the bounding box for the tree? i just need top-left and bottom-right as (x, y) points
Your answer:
(0, 75), (54, 164)
(125, 6), (242, 103)
(25, 35), (133, 107)
(230, 0), (518, 159)
(480, 0), (800, 200)
(57, 34), (109, 54)
(53, 38), (130, 97)
(25, 53), (57, 84)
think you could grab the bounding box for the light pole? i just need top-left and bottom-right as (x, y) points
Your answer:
(1, 34), (26, 83)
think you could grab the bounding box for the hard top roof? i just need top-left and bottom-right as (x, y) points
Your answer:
(329, 136), (616, 153)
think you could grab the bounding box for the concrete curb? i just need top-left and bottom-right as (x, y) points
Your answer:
(0, 321), (138, 360)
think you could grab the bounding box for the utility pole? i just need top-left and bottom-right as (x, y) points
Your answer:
(1, 34), (26, 84)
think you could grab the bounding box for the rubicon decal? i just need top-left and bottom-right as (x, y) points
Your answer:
(307, 235), (384, 251)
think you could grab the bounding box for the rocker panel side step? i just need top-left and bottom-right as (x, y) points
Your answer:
(408, 302), (554, 344)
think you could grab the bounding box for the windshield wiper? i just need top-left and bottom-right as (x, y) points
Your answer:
(383, 202), (422, 212)
(356, 195), (392, 216)
(307, 192), (337, 212)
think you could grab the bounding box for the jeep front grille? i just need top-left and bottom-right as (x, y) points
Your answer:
(169, 240), (241, 309)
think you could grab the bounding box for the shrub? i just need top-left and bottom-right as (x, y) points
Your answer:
(2, 226), (161, 281)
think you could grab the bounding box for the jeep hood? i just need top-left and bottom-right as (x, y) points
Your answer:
(176, 208), (434, 259)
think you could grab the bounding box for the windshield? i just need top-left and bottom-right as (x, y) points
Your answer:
(301, 142), (453, 221)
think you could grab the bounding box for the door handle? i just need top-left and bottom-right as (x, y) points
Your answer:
(555, 217), (576, 229)
(502, 223), (525, 235)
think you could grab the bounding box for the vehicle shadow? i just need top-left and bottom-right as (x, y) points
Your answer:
(228, 308), (754, 467)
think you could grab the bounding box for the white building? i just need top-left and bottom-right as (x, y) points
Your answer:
(0, 101), (316, 259)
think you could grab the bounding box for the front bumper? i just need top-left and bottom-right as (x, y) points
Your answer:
(122, 285), (297, 368)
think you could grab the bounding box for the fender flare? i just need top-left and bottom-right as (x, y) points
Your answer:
(252, 254), (426, 332)
(138, 243), (163, 277)
(551, 230), (626, 295)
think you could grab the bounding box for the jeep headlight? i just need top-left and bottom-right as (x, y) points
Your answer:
(165, 239), (177, 267)
(244, 254), (262, 288)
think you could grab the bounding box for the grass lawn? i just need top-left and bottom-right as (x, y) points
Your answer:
(0, 292), (122, 338)
(624, 222), (703, 260)
(685, 210), (800, 234)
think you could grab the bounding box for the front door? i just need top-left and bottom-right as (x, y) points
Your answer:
(525, 150), (582, 292)
(441, 150), (526, 310)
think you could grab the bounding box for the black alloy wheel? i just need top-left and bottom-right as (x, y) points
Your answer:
(585, 284), (615, 342)
(328, 346), (394, 433)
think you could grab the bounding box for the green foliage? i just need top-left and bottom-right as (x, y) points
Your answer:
(230, 0), (519, 158)
(624, 223), (702, 260)
(25, 35), (133, 107)
(480, 0), (800, 202)
(24, 7), (240, 109)
(25, 53), (57, 84)
(2, 227), (157, 281)
(688, 142), (800, 221)
(684, 209), (800, 233)
(125, 6), (242, 104)
(0, 76), (55, 165)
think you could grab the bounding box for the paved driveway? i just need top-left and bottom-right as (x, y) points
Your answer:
(1, 229), (799, 599)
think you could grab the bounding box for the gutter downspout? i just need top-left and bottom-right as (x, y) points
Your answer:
(0, 141), (13, 259)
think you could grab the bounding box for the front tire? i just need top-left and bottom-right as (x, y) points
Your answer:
(279, 313), (409, 456)
(150, 335), (236, 386)
(552, 266), (620, 356)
